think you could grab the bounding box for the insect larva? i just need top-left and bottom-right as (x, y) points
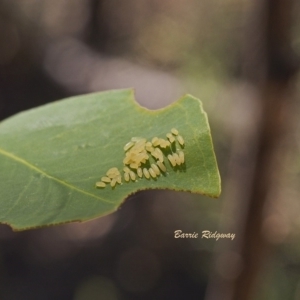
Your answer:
(171, 128), (179, 135)
(124, 172), (130, 182)
(137, 168), (143, 178)
(129, 171), (136, 181)
(116, 176), (122, 184)
(149, 168), (157, 178)
(96, 182), (106, 188)
(143, 168), (150, 179)
(110, 178), (117, 187)
(151, 164), (160, 175)
(173, 153), (181, 165)
(178, 151), (185, 164)
(157, 161), (166, 172)
(101, 176), (111, 183)
(168, 154), (176, 167)
(177, 135), (185, 146)
(124, 141), (134, 151)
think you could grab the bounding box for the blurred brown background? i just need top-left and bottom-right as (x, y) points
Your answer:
(0, 0), (300, 299)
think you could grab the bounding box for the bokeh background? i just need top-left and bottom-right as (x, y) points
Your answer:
(0, 0), (300, 299)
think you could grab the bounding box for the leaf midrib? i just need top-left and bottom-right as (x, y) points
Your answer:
(0, 147), (112, 203)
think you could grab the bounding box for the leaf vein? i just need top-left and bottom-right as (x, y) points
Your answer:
(0, 147), (113, 204)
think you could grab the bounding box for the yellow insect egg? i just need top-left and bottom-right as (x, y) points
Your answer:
(151, 164), (160, 175)
(173, 153), (181, 165)
(123, 167), (131, 173)
(159, 139), (171, 148)
(152, 137), (160, 147)
(157, 161), (166, 172)
(124, 172), (130, 182)
(151, 149), (159, 160)
(101, 176), (111, 183)
(135, 139), (146, 148)
(107, 167), (119, 178)
(129, 171), (136, 181)
(124, 141), (134, 151)
(149, 168), (157, 178)
(177, 135), (185, 146)
(96, 182), (106, 188)
(167, 133), (175, 143)
(154, 148), (164, 162)
(130, 163), (139, 169)
(108, 167), (118, 174)
(146, 146), (155, 153)
(116, 176), (122, 184)
(168, 154), (176, 167)
(178, 151), (185, 164)
(137, 168), (143, 177)
(110, 178), (117, 187)
(123, 157), (130, 165)
(171, 128), (179, 135)
(143, 168), (150, 179)
(140, 157), (147, 164)
(155, 148), (163, 156)
(131, 137), (143, 142)
(145, 142), (154, 152)
(157, 138), (165, 146)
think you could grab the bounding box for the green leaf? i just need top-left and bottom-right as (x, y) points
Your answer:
(0, 89), (220, 230)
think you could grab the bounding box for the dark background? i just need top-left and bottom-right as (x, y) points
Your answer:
(0, 1), (300, 299)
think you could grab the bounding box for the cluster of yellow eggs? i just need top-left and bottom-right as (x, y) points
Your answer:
(96, 128), (185, 188)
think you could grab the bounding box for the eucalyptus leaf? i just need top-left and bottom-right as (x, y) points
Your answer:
(0, 89), (220, 230)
